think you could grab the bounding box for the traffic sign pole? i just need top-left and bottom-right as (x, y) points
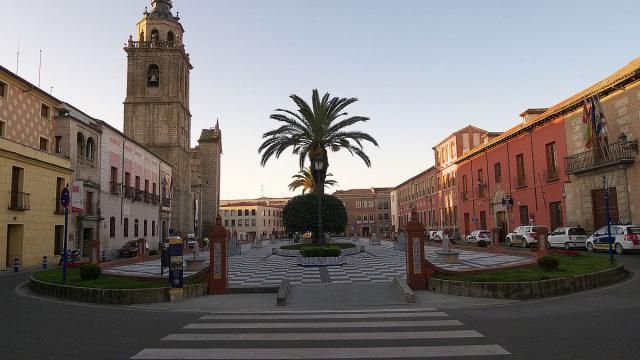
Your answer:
(604, 176), (614, 265)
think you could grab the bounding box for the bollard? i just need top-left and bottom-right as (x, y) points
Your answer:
(13, 257), (19, 272)
(42, 256), (48, 269)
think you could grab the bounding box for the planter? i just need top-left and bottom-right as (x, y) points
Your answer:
(297, 256), (344, 266)
(277, 247), (362, 257)
(427, 264), (626, 300)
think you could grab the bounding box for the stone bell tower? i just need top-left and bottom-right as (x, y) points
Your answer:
(123, 0), (193, 236)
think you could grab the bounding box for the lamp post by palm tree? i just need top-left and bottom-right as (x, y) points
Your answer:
(313, 155), (325, 244)
(288, 167), (337, 194)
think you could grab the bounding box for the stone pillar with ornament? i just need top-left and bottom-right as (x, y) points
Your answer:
(208, 214), (229, 295)
(88, 240), (100, 264)
(405, 206), (428, 290)
(137, 238), (146, 260)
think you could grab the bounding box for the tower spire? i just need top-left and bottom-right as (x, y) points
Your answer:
(149, 0), (175, 18)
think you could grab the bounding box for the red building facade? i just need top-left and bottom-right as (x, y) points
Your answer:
(457, 109), (569, 240)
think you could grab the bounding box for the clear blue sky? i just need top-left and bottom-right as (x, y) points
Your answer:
(2, 0), (639, 199)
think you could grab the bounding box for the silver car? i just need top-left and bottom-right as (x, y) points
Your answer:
(548, 227), (588, 250)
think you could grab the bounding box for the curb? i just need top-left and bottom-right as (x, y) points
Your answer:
(427, 264), (626, 299)
(28, 277), (207, 305)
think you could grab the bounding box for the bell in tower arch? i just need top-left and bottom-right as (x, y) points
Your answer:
(147, 64), (160, 87)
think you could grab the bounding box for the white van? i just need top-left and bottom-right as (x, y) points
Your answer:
(187, 234), (197, 248)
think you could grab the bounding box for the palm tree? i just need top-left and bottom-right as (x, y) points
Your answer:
(259, 89), (378, 194)
(288, 167), (338, 194)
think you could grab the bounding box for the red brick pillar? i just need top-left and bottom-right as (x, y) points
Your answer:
(208, 214), (228, 295)
(405, 206), (428, 290)
(88, 240), (100, 264)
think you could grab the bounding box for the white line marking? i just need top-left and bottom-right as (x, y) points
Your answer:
(199, 311), (448, 320)
(162, 330), (484, 341)
(205, 308), (437, 315)
(131, 345), (510, 359)
(184, 320), (463, 329)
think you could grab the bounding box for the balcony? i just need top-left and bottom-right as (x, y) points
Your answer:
(162, 198), (171, 207)
(110, 181), (122, 195)
(476, 183), (487, 197)
(143, 191), (151, 203)
(152, 194), (160, 205)
(127, 40), (179, 49)
(9, 191), (30, 211)
(543, 168), (560, 182)
(77, 156), (95, 167)
(565, 140), (638, 175)
(513, 175), (527, 189)
(124, 186), (135, 199)
(135, 189), (144, 201)
(461, 191), (468, 201)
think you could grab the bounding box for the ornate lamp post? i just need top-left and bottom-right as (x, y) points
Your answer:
(313, 155), (325, 244)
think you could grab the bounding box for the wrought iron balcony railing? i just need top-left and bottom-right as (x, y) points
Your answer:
(124, 186), (135, 199)
(152, 194), (160, 205)
(162, 198), (171, 207)
(543, 168), (560, 182)
(110, 181), (122, 195)
(513, 175), (527, 189)
(9, 191), (30, 210)
(135, 189), (144, 201)
(565, 141), (638, 175)
(476, 183), (487, 197)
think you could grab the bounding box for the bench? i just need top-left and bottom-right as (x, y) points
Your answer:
(185, 258), (206, 272)
(276, 279), (290, 306)
(393, 276), (415, 303)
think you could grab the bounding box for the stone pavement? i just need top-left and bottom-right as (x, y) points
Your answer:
(104, 238), (533, 287)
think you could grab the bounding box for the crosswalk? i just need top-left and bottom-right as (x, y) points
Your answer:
(131, 308), (510, 359)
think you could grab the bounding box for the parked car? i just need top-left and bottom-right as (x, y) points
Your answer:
(116, 240), (139, 258)
(586, 224), (640, 254)
(187, 233), (197, 248)
(506, 225), (549, 248)
(466, 230), (491, 245)
(548, 227), (588, 250)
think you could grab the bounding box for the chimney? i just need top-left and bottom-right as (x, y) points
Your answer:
(519, 108), (547, 124)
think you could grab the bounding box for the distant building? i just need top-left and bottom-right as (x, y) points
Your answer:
(0, 65), (72, 269)
(333, 188), (392, 237)
(220, 201), (285, 241)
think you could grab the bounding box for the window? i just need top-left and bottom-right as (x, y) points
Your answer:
(231, 219), (235, 227)
(252, 219), (256, 226)
(147, 64), (160, 87)
(152, 182), (156, 196)
(144, 220), (148, 237)
(76, 133), (85, 157)
(39, 137), (48, 151)
(151, 29), (159, 41)
(54, 136), (62, 153)
(356, 201), (361, 209)
(516, 154), (526, 187)
(519, 205), (529, 226)
(251, 209), (256, 216)
(85, 191), (94, 215)
(0, 81), (6, 99)
(369, 201), (374, 208)
(224, 210), (229, 216)
(268, 210), (271, 216)
(109, 217), (116, 237)
(54, 225), (64, 255)
(369, 214), (374, 222)
(0, 121), (5, 137)
(55, 177), (65, 213)
(379, 213), (384, 220)
(167, 31), (175, 42)
(135, 176), (141, 191)
(86, 138), (95, 160)
(357, 215), (362, 222)
(480, 211), (487, 230)
(41, 104), (50, 119)
(494, 162), (502, 183)
(152, 221), (156, 236)
(238, 219), (243, 227)
(245, 209), (249, 216)
(134, 219), (139, 237)
(462, 175), (468, 196)
(245, 219), (249, 226)
(545, 142), (558, 181)
(124, 218), (129, 237)
(224, 219), (229, 227)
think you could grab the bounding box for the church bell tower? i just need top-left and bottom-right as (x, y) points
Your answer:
(123, 0), (193, 236)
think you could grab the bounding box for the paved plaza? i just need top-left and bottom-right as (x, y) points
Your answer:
(104, 239), (533, 287)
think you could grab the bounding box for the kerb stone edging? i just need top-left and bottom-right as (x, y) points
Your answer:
(427, 264), (626, 300)
(28, 277), (207, 305)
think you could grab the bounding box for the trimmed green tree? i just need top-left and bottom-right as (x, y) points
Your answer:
(283, 194), (347, 243)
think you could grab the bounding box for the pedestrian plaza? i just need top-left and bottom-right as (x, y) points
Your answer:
(103, 238), (532, 287)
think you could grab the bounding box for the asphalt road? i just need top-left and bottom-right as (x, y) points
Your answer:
(2, 253), (639, 359)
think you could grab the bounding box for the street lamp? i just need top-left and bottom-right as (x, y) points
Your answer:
(313, 155), (325, 244)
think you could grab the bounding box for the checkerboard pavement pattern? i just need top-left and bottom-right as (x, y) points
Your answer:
(105, 239), (533, 287)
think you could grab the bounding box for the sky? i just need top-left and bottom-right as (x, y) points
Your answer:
(2, 0), (640, 199)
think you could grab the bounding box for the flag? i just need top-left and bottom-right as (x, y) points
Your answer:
(592, 95), (608, 145)
(582, 97), (594, 149)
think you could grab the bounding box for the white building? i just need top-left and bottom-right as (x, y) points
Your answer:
(98, 121), (172, 255)
(220, 201), (285, 241)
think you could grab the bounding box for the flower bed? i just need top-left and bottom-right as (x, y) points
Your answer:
(297, 256), (345, 266)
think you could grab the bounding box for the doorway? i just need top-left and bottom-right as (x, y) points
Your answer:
(592, 188), (619, 230)
(496, 211), (507, 242)
(82, 228), (93, 256)
(6, 224), (24, 269)
(362, 227), (370, 237)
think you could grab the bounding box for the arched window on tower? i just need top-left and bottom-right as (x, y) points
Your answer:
(86, 137), (95, 161)
(76, 133), (85, 158)
(151, 29), (159, 43)
(148, 64), (160, 87)
(167, 31), (175, 43)
(139, 30), (145, 42)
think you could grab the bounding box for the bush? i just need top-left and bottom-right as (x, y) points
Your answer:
(79, 263), (101, 280)
(537, 256), (560, 271)
(281, 242), (355, 250)
(282, 194), (348, 235)
(148, 250), (159, 256)
(477, 240), (488, 248)
(300, 246), (341, 257)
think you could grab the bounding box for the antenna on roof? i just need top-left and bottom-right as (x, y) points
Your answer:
(50, 86), (53, 95)
(15, 38), (20, 74)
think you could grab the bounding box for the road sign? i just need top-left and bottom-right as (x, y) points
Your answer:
(472, 217), (478, 224)
(60, 187), (70, 208)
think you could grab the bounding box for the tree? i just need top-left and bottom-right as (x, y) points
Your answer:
(282, 194), (347, 238)
(288, 167), (337, 194)
(258, 89), (378, 194)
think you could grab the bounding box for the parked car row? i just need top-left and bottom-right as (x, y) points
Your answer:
(458, 224), (640, 254)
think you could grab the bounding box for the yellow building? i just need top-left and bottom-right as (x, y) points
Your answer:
(0, 65), (72, 269)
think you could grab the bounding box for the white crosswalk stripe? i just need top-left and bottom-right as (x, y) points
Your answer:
(131, 308), (511, 359)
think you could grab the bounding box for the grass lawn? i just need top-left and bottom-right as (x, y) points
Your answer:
(33, 268), (201, 289)
(433, 253), (616, 282)
(281, 242), (356, 250)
